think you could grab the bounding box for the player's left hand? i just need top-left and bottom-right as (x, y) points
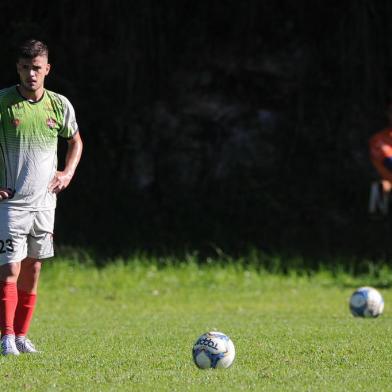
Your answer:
(48, 171), (73, 194)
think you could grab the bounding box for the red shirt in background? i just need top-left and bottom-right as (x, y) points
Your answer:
(369, 127), (392, 183)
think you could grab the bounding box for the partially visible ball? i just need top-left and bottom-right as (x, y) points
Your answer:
(349, 287), (384, 317)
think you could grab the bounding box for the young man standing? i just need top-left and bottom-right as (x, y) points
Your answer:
(0, 39), (83, 355)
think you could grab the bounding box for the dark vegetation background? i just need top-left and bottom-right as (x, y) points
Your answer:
(2, 1), (392, 264)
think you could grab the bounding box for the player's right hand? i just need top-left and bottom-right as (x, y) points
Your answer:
(0, 188), (14, 201)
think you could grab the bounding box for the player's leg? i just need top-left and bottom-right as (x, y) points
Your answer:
(0, 208), (30, 355)
(0, 263), (21, 329)
(16, 257), (41, 293)
(0, 262), (22, 331)
(14, 209), (54, 354)
(368, 179), (391, 217)
(14, 257), (41, 353)
(0, 263), (22, 355)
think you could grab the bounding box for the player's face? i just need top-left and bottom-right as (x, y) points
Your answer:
(16, 56), (50, 93)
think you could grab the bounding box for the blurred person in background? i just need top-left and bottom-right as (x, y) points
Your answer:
(369, 98), (392, 217)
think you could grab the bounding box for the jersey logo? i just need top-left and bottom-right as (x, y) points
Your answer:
(47, 118), (57, 128)
(12, 118), (20, 127)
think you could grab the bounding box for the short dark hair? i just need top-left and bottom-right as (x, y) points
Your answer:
(17, 39), (48, 60)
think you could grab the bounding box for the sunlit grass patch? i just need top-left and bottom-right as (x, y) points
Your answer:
(0, 257), (391, 391)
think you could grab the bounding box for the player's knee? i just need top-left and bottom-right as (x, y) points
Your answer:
(22, 258), (42, 276)
(0, 262), (21, 281)
(29, 260), (42, 277)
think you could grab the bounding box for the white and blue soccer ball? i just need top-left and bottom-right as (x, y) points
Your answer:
(349, 287), (384, 317)
(192, 331), (235, 369)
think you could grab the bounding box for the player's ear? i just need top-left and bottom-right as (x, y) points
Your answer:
(45, 63), (51, 75)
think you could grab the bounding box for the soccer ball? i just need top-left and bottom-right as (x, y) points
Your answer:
(349, 287), (384, 317)
(192, 331), (235, 369)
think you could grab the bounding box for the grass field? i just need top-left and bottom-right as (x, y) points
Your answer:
(1, 256), (392, 391)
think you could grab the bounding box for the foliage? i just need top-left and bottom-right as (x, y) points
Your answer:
(1, 2), (392, 260)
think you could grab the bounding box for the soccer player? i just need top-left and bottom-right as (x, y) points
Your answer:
(0, 39), (83, 355)
(369, 99), (392, 216)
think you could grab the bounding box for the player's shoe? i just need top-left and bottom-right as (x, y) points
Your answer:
(15, 336), (38, 354)
(1, 334), (20, 356)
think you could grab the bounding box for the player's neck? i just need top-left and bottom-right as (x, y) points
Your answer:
(17, 84), (45, 102)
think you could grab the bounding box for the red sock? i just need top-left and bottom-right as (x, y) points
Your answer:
(14, 290), (37, 337)
(0, 282), (18, 336)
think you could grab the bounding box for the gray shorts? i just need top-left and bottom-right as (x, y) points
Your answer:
(0, 208), (55, 265)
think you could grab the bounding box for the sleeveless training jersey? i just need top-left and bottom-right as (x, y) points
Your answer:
(0, 86), (78, 210)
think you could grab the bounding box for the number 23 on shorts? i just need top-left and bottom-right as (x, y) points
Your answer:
(0, 239), (14, 253)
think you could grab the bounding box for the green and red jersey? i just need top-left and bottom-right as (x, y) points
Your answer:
(0, 86), (78, 210)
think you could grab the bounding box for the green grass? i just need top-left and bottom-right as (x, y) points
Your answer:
(1, 257), (392, 391)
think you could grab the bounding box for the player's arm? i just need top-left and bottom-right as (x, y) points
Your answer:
(48, 131), (83, 194)
(0, 106), (13, 200)
(0, 112), (12, 201)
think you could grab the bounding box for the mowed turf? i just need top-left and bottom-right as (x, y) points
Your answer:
(1, 259), (391, 391)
